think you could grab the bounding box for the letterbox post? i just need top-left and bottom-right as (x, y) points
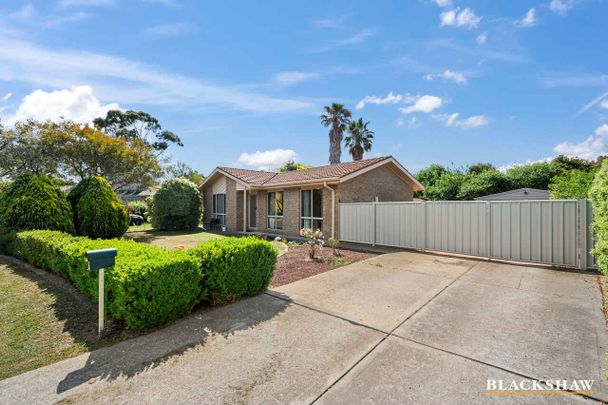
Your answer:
(85, 248), (117, 337)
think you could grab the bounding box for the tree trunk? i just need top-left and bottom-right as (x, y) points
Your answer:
(353, 147), (363, 161)
(328, 128), (342, 164)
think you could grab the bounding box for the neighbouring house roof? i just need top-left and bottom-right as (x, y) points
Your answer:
(203, 156), (424, 191)
(474, 188), (551, 201)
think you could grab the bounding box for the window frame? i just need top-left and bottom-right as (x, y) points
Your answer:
(300, 188), (323, 231)
(267, 191), (284, 230)
(212, 193), (226, 226)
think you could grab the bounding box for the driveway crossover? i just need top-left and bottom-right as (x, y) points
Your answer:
(0, 251), (605, 404)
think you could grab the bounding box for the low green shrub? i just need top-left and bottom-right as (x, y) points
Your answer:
(590, 160), (608, 274)
(68, 177), (129, 239)
(151, 178), (201, 230)
(190, 237), (277, 305)
(0, 175), (74, 233)
(11, 230), (202, 329)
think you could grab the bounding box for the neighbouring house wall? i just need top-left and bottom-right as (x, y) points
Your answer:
(335, 165), (414, 239)
(202, 185), (213, 228)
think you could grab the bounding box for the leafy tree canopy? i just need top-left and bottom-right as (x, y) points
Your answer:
(93, 110), (183, 153)
(549, 169), (597, 199)
(165, 161), (205, 185)
(457, 170), (511, 200)
(505, 162), (560, 190)
(423, 171), (466, 201)
(416, 164), (448, 189)
(467, 162), (495, 175)
(277, 160), (312, 173)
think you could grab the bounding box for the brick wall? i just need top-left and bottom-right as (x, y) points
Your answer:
(225, 178), (237, 231)
(335, 165), (414, 239)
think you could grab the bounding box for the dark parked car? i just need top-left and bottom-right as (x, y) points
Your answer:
(129, 214), (145, 226)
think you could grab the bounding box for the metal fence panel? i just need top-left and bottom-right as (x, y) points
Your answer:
(338, 199), (594, 269)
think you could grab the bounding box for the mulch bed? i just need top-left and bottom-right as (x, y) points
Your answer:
(270, 245), (378, 287)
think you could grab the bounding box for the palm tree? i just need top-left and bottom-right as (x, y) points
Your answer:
(320, 103), (352, 164)
(344, 118), (374, 161)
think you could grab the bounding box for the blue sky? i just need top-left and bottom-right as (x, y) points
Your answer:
(1, 0), (607, 175)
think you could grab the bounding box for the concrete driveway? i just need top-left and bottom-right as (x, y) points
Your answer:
(1, 251), (606, 404)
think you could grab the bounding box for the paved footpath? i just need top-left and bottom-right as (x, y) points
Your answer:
(1, 251), (606, 404)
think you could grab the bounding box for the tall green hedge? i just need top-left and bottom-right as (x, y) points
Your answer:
(0, 175), (74, 233)
(190, 237), (277, 305)
(151, 178), (201, 230)
(68, 176), (129, 239)
(590, 160), (608, 274)
(9, 230), (202, 330)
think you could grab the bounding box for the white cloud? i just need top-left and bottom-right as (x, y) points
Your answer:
(440, 8), (481, 29)
(0, 38), (312, 113)
(476, 32), (487, 45)
(425, 69), (467, 84)
(516, 8), (537, 27)
(549, 0), (574, 15)
(142, 22), (197, 38)
(274, 71), (319, 87)
(553, 125), (608, 160)
(432, 0), (452, 7)
(1, 93), (11, 101)
(238, 149), (297, 170)
(397, 117), (418, 128)
(313, 14), (351, 28)
(57, 0), (114, 7)
(600, 100), (608, 109)
(5, 85), (119, 125)
(141, 0), (182, 6)
(574, 91), (608, 117)
(435, 112), (488, 128)
(399, 95), (443, 114)
(313, 29), (375, 52)
(10, 3), (35, 18)
(356, 92), (412, 110)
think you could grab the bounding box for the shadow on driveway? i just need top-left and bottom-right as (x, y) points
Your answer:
(55, 292), (291, 394)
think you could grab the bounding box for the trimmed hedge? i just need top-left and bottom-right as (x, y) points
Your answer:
(590, 160), (608, 274)
(190, 237), (277, 305)
(68, 177), (129, 239)
(8, 230), (202, 330)
(151, 178), (201, 230)
(0, 175), (74, 233)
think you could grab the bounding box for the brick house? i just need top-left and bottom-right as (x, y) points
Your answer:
(199, 156), (423, 240)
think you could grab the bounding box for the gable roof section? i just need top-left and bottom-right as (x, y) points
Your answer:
(202, 156), (423, 191)
(474, 188), (551, 201)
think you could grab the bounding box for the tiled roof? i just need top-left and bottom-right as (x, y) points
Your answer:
(218, 167), (276, 185)
(219, 156), (391, 186)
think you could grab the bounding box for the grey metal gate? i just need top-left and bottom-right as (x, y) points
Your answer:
(338, 199), (595, 270)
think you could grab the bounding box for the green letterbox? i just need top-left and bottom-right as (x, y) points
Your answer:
(86, 248), (117, 271)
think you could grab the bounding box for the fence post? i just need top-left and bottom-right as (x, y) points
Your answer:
(372, 198), (378, 246)
(485, 201), (492, 259)
(421, 200), (427, 251)
(578, 199), (588, 270)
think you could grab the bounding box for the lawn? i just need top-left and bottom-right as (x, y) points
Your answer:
(125, 227), (288, 254)
(0, 257), (138, 380)
(125, 228), (226, 249)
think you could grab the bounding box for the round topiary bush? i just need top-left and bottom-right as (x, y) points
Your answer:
(68, 176), (129, 239)
(0, 175), (74, 233)
(151, 178), (201, 230)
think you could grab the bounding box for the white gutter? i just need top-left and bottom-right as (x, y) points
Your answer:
(323, 182), (336, 240)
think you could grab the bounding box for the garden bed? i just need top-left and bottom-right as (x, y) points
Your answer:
(270, 245), (377, 287)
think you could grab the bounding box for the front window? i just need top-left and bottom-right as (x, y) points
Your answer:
(301, 189), (323, 231)
(267, 191), (284, 229)
(212, 194), (226, 225)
